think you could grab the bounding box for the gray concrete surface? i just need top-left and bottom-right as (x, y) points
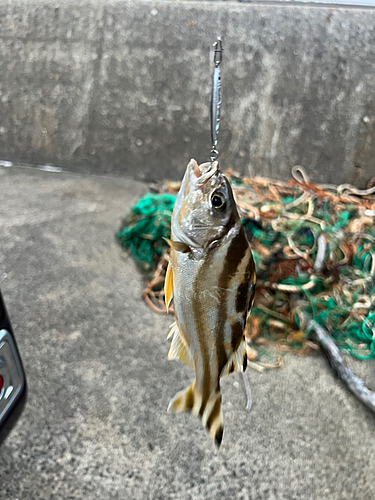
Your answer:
(1, 0), (375, 186)
(0, 165), (375, 499)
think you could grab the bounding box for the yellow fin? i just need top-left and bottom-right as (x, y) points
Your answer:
(164, 263), (174, 312)
(168, 382), (200, 414)
(220, 339), (247, 378)
(168, 382), (224, 447)
(167, 322), (176, 340)
(167, 322), (194, 369)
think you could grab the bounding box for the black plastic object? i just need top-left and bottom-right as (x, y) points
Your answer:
(0, 290), (27, 445)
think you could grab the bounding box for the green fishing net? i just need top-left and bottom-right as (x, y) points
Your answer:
(116, 173), (375, 361)
(116, 193), (176, 273)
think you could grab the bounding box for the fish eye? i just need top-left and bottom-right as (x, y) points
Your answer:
(211, 192), (227, 212)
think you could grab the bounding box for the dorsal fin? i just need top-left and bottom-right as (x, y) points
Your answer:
(220, 339), (247, 378)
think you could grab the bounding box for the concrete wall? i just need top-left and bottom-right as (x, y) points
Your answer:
(0, 0), (374, 186)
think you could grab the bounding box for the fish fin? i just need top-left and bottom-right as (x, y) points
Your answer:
(247, 282), (256, 314)
(167, 322), (194, 369)
(167, 321), (177, 339)
(220, 339), (247, 378)
(168, 382), (224, 447)
(171, 240), (190, 253)
(162, 237), (190, 253)
(164, 263), (174, 312)
(163, 237), (172, 247)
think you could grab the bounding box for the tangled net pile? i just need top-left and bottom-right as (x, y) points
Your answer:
(117, 167), (375, 366)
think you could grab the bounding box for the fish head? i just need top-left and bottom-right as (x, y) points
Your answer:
(172, 159), (239, 250)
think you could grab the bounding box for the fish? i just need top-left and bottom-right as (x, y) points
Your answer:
(164, 159), (256, 446)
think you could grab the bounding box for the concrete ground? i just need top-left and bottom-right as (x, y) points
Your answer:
(0, 165), (374, 500)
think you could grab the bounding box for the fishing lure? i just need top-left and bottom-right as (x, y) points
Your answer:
(210, 37), (223, 162)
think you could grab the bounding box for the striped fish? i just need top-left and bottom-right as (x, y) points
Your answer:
(164, 159), (256, 446)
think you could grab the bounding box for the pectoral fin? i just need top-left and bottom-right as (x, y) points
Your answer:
(163, 237), (190, 253)
(164, 263), (174, 312)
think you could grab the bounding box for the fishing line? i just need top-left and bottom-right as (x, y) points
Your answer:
(242, 371), (252, 411)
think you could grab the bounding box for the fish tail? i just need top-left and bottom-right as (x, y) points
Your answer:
(168, 382), (224, 447)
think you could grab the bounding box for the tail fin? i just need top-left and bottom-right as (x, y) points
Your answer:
(168, 382), (224, 447)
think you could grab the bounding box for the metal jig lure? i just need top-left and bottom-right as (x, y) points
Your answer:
(210, 37), (224, 163)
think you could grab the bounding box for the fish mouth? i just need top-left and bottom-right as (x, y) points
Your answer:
(191, 160), (219, 186)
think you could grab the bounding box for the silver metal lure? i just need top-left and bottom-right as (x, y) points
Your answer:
(210, 37), (224, 162)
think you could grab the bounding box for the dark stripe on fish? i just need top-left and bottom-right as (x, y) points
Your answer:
(243, 351), (247, 372)
(216, 228), (250, 374)
(185, 383), (195, 410)
(206, 393), (221, 430)
(192, 252), (215, 415)
(248, 282), (256, 313)
(236, 253), (255, 313)
(231, 320), (244, 351)
(236, 281), (250, 315)
(215, 426), (224, 447)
